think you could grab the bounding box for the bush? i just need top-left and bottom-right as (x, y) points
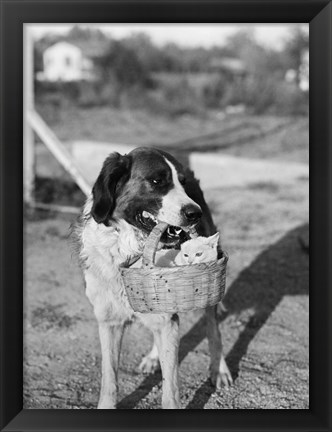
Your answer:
(107, 77), (205, 117)
(218, 75), (308, 115)
(161, 78), (202, 115)
(219, 75), (276, 114)
(35, 73), (308, 117)
(36, 81), (81, 106)
(273, 82), (308, 116)
(203, 77), (227, 108)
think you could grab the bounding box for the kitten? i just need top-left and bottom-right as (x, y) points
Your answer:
(130, 232), (220, 268)
(174, 232), (220, 266)
(175, 232), (227, 313)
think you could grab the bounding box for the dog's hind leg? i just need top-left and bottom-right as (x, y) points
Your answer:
(138, 342), (160, 374)
(206, 305), (233, 390)
(97, 321), (125, 409)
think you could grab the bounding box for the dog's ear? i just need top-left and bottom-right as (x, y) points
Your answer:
(91, 153), (131, 224)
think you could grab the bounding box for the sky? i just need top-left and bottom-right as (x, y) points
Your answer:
(29, 24), (308, 50)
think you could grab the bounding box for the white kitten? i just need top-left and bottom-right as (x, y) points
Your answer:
(130, 232), (220, 268)
(174, 232), (220, 266)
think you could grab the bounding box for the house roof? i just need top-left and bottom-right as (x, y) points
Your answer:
(71, 40), (109, 59)
(44, 41), (81, 55)
(44, 39), (109, 59)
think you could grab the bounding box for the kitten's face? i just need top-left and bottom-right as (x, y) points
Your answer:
(178, 232), (219, 265)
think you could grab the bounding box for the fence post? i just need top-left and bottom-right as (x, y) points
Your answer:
(23, 25), (35, 205)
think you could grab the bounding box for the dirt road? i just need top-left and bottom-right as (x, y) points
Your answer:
(23, 170), (309, 409)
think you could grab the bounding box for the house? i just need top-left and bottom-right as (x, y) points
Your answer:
(38, 41), (101, 82)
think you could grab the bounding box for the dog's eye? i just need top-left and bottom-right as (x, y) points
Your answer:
(196, 252), (203, 257)
(151, 178), (162, 185)
(184, 253), (188, 257)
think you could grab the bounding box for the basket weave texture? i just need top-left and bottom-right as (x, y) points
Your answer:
(121, 222), (228, 313)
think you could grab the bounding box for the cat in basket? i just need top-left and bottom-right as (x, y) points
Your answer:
(131, 232), (226, 313)
(157, 232), (220, 267)
(130, 232), (219, 269)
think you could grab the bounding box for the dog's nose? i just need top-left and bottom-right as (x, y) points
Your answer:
(182, 204), (202, 224)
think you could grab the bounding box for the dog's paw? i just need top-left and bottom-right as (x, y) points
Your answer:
(138, 355), (160, 374)
(210, 358), (233, 390)
(214, 370), (233, 390)
(216, 301), (228, 317)
(97, 398), (116, 409)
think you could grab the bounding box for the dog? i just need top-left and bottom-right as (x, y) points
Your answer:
(74, 147), (232, 409)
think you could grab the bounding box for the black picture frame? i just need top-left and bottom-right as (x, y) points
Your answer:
(0, 1), (331, 431)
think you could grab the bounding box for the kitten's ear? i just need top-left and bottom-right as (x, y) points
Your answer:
(207, 232), (220, 248)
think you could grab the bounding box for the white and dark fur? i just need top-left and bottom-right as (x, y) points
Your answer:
(74, 147), (232, 409)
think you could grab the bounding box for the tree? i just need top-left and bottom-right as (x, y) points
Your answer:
(96, 40), (149, 87)
(283, 27), (309, 87)
(67, 25), (108, 43)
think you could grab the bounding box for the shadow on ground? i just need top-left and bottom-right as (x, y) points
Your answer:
(118, 223), (309, 409)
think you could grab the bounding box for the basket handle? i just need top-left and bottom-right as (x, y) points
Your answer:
(142, 222), (169, 267)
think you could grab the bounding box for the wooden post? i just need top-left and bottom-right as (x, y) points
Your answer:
(28, 110), (91, 197)
(23, 25), (35, 205)
(23, 26), (90, 204)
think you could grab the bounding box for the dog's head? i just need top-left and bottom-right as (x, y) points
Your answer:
(91, 147), (202, 245)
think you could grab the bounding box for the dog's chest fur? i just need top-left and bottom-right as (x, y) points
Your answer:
(78, 198), (146, 320)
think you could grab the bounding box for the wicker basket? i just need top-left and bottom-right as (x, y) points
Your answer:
(120, 222), (228, 313)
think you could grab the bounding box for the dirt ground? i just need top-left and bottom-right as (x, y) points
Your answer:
(23, 169), (309, 409)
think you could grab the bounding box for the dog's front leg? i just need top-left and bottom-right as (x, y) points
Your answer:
(206, 306), (233, 390)
(97, 321), (125, 409)
(153, 314), (180, 409)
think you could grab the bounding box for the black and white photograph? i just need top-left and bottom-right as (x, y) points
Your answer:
(23, 23), (309, 410)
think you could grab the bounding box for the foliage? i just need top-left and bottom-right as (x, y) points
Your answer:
(283, 27), (309, 86)
(95, 40), (150, 87)
(34, 25), (309, 116)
